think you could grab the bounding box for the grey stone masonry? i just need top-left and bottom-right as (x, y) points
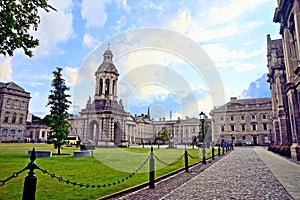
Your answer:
(161, 147), (293, 200)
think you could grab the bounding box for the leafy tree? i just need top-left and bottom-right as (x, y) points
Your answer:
(0, 0), (56, 57)
(31, 114), (43, 124)
(47, 67), (71, 154)
(155, 127), (169, 144)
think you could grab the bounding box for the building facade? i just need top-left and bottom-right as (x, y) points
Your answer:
(0, 82), (31, 142)
(68, 48), (206, 146)
(210, 97), (272, 146)
(271, 0), (300, 160)
(25, 122), (50, 143)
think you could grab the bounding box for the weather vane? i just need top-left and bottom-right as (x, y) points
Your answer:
(107, 43), (110, 50)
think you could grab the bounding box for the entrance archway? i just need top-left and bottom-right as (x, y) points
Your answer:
(114, 122), (122, 146)
(88, 120), (99, 142)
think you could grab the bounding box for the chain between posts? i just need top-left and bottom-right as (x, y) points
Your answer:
(0, 167), (27, 186)
(36, 155), (150, 189)
(187, 151), (201, 159)
(153, 154), (184, 166)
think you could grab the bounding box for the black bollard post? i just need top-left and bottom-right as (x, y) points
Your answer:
(184, 148), (189, 172)
(212, 146), (215, 160)
(218, 146), (221, 156)
(149, 146), (155, 189)
(23, 148), (38, 200)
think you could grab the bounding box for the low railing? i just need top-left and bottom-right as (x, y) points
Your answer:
(0, 145), (233, 199)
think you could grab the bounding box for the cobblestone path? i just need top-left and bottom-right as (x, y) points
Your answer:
(111, 147), (293, 200)
(161, 147), (292, 200)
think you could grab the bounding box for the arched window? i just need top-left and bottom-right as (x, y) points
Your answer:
(19, 114), (23, 124)
(12, 113), (17, 124)
(4, 112), (9, 123)
(100, 79), (103, 95)
(112, 80), (116, 96)
(105, 79), (110, 96)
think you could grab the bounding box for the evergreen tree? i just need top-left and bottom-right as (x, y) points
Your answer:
(47, 67), (71, 154)
(0, 0), (56, 57)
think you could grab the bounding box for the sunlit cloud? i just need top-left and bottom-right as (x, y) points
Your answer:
(81, 0), (109, 28)
(33, 0), (74, 56)
(0, 56), (12, 81)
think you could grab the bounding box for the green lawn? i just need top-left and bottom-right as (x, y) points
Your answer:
(0, 144), (212, 200)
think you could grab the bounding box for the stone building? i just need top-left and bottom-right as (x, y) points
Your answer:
(68, 48), (131, 147)
(266, 36), (292, 145)
(25, 122), (50, 143)
(210, 97), (272, 146)
(153, 117), (200, 145)
(68, 48), (208, 146)
(270, 0), (300, 160)
(0, 82), (31, 142)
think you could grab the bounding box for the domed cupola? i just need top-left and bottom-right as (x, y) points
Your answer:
(95, 46), (119, 101)
(96, 48), (119, 75)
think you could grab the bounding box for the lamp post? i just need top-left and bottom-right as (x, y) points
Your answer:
(230, 132), (233, 150)
(199, 112), (206, 164)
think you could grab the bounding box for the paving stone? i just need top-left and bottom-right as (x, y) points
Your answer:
(107, 147), (294, 200)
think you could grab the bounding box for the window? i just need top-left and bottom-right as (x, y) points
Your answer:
(241, 124), (245, 131)
(12, 113), (16, 124)
(231, 125), (234, 131)
(252, 115), (256, 120)
(105, 79), (110, 96)
(19, 114), (23, 124)
(241, 115), (245, 120)
(262, 114), (266, 119)
(14, 100), (18, 109)
(230, 116), (234, 121)
(4, 112), (9, 123)
(221, 125), (224, 132)
(263, 124), (267, 130)
(252, 124), (256, 131)
(6, 99), (11, 108)
(20, 101), (26, 110)
(220, 116), (224, 121)
(291, 23), (299, 61)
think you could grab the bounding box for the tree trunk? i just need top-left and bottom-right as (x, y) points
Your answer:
(58, 144), (61, 155)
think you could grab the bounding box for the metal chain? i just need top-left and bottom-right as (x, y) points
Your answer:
(36, 155), (150, 189)
(154, 153), (184, 166)
(187, 151), (201, 159)
(0, 167), (27, 186)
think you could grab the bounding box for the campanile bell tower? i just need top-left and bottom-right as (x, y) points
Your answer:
(94, 45), (119, 101)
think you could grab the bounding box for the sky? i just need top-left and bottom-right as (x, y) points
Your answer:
(0, 0), (281, 120)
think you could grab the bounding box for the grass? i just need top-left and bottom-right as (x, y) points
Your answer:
(0, 144), (213, 200)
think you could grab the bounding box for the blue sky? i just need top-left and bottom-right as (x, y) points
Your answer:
(0, 0), (280, 119)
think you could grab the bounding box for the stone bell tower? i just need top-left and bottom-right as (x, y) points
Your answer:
(94, 45), (119, 101)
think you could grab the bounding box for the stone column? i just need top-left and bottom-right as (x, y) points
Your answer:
(282, 25), (294, 80)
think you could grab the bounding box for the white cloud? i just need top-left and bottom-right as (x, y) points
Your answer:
(116, 0), (131, 12)
(235, 63), (258, 72)
(82, 33), (98, 48)
(63, 66), (78, 86)
(33, 0), (74, 56)
(115, 15), (127, 32)
(171, 9), (192, 33)
(81, 0), (109, 28)
(0, 56), (12, 81)
(170, 1), (267, 42)
(208, 0), (271, 25)
(202, 43), (265, 70)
